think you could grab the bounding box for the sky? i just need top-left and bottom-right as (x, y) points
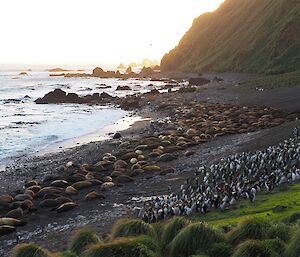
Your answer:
(0, 0), (224, 67)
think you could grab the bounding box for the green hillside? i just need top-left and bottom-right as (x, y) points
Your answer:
(161, 0), (300, 74)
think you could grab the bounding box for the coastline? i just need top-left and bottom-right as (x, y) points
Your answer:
(0, 73), (299, 256)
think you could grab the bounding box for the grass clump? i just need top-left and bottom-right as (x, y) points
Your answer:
(241, 71), (300, 90)
(69, 229), (101, 255)
(11, 243), (51, 257)
(83, 238), (155, 257)
(56, 251), (78, 257)
(206, 242), (233, 257)
(266, 223), (292, 242)
(111, 219), (155, 239)
(232, 240), (278, 257)
(161, 217), (190, 248)
(263, 239), (286, 256)
(169, 222), (224, 257)
(226, 218), (270, 245)
(285, 227), (300, 257)
(287, 212), (300, 224)
(126, 235), (157, 253)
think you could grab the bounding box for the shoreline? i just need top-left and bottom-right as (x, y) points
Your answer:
(0, 73), (299, 256)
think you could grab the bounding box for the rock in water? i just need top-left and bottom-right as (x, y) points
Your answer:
(113, 132), (121, 139)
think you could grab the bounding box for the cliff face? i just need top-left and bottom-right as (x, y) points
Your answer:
(161, 0), (300, 74)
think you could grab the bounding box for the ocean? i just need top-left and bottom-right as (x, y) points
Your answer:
(0, 68), (172, 166)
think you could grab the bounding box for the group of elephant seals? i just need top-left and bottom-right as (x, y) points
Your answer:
(0, 100), (287, 238)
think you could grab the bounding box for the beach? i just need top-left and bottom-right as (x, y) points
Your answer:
(0, 72), (299, 255)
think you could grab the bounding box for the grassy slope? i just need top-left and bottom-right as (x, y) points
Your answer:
(240, 70), (300, 89)
(161, 0), (300, 74)
(191, 183), (300, 227)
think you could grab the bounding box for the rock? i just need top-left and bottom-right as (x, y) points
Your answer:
(116, 85), (131, 91)
(92, 67), (106, 77)
(35, 89), (67, 104)
(188, 77), (210, 86)
(140, 66), (154, 76)
(113, 132), (121, 139)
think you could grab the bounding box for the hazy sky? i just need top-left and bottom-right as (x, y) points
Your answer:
(0, 0), (224, 66)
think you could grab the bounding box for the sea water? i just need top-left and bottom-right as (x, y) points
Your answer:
(0, 68), (170, 165)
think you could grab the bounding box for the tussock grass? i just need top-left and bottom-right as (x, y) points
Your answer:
(285, 227), (300, 257)
(54, 251), (78, 257)
(161, 217), (190, 249)
(206, 242), (233, 257)
(169, 222), (224, 257)
(263, 239), (286, 256)
(226, 218), (270, 245)
(266, 223), (292, 242)
(111, 219), (155, 239)
(232, 240), (278, 257)
(287, 212), (300, 224)
(69, 229), (101, 255)
(83, 238), (155, 257)
(11, 243), (51, 257)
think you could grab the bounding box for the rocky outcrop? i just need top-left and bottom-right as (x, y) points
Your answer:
(189, 77), (210, 86)
(35, 89), (115, 105)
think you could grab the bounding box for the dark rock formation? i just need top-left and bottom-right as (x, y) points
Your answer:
(189, 77), (210, 86)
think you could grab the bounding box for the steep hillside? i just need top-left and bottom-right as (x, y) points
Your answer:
(161, 0), (300, 74)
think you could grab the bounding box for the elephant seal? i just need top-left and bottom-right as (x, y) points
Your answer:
(0, 217), (26, 226)
(84, 192), (105, 201)
(0, 225), (16, 236)
(6, 208), (23, 220)
(56, 202), (78, 213)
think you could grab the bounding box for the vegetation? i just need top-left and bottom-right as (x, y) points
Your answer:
(285, 228), (300, 257)
(240, 71), (300, 90)
(68, 229), (101, 255)
(226, 218), (271, 245)
(232, 240), (277, 257)
(161, 0), (300, 74)
(169, 222), (224, 257)
(161, 217), (190, 250)
(9, 184), (300, 257)
(11, 243), (51, 257)
(111, 219), (156, 239)
(83, 238), (156, 257)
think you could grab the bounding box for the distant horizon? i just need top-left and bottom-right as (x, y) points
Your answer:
(0, 0), (224, 65)
(0, 59), (158, 72)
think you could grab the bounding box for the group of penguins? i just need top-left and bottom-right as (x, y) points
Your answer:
(134, 126), (300, 223)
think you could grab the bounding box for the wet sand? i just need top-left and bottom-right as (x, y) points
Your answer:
(0, 73), (299, 255)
